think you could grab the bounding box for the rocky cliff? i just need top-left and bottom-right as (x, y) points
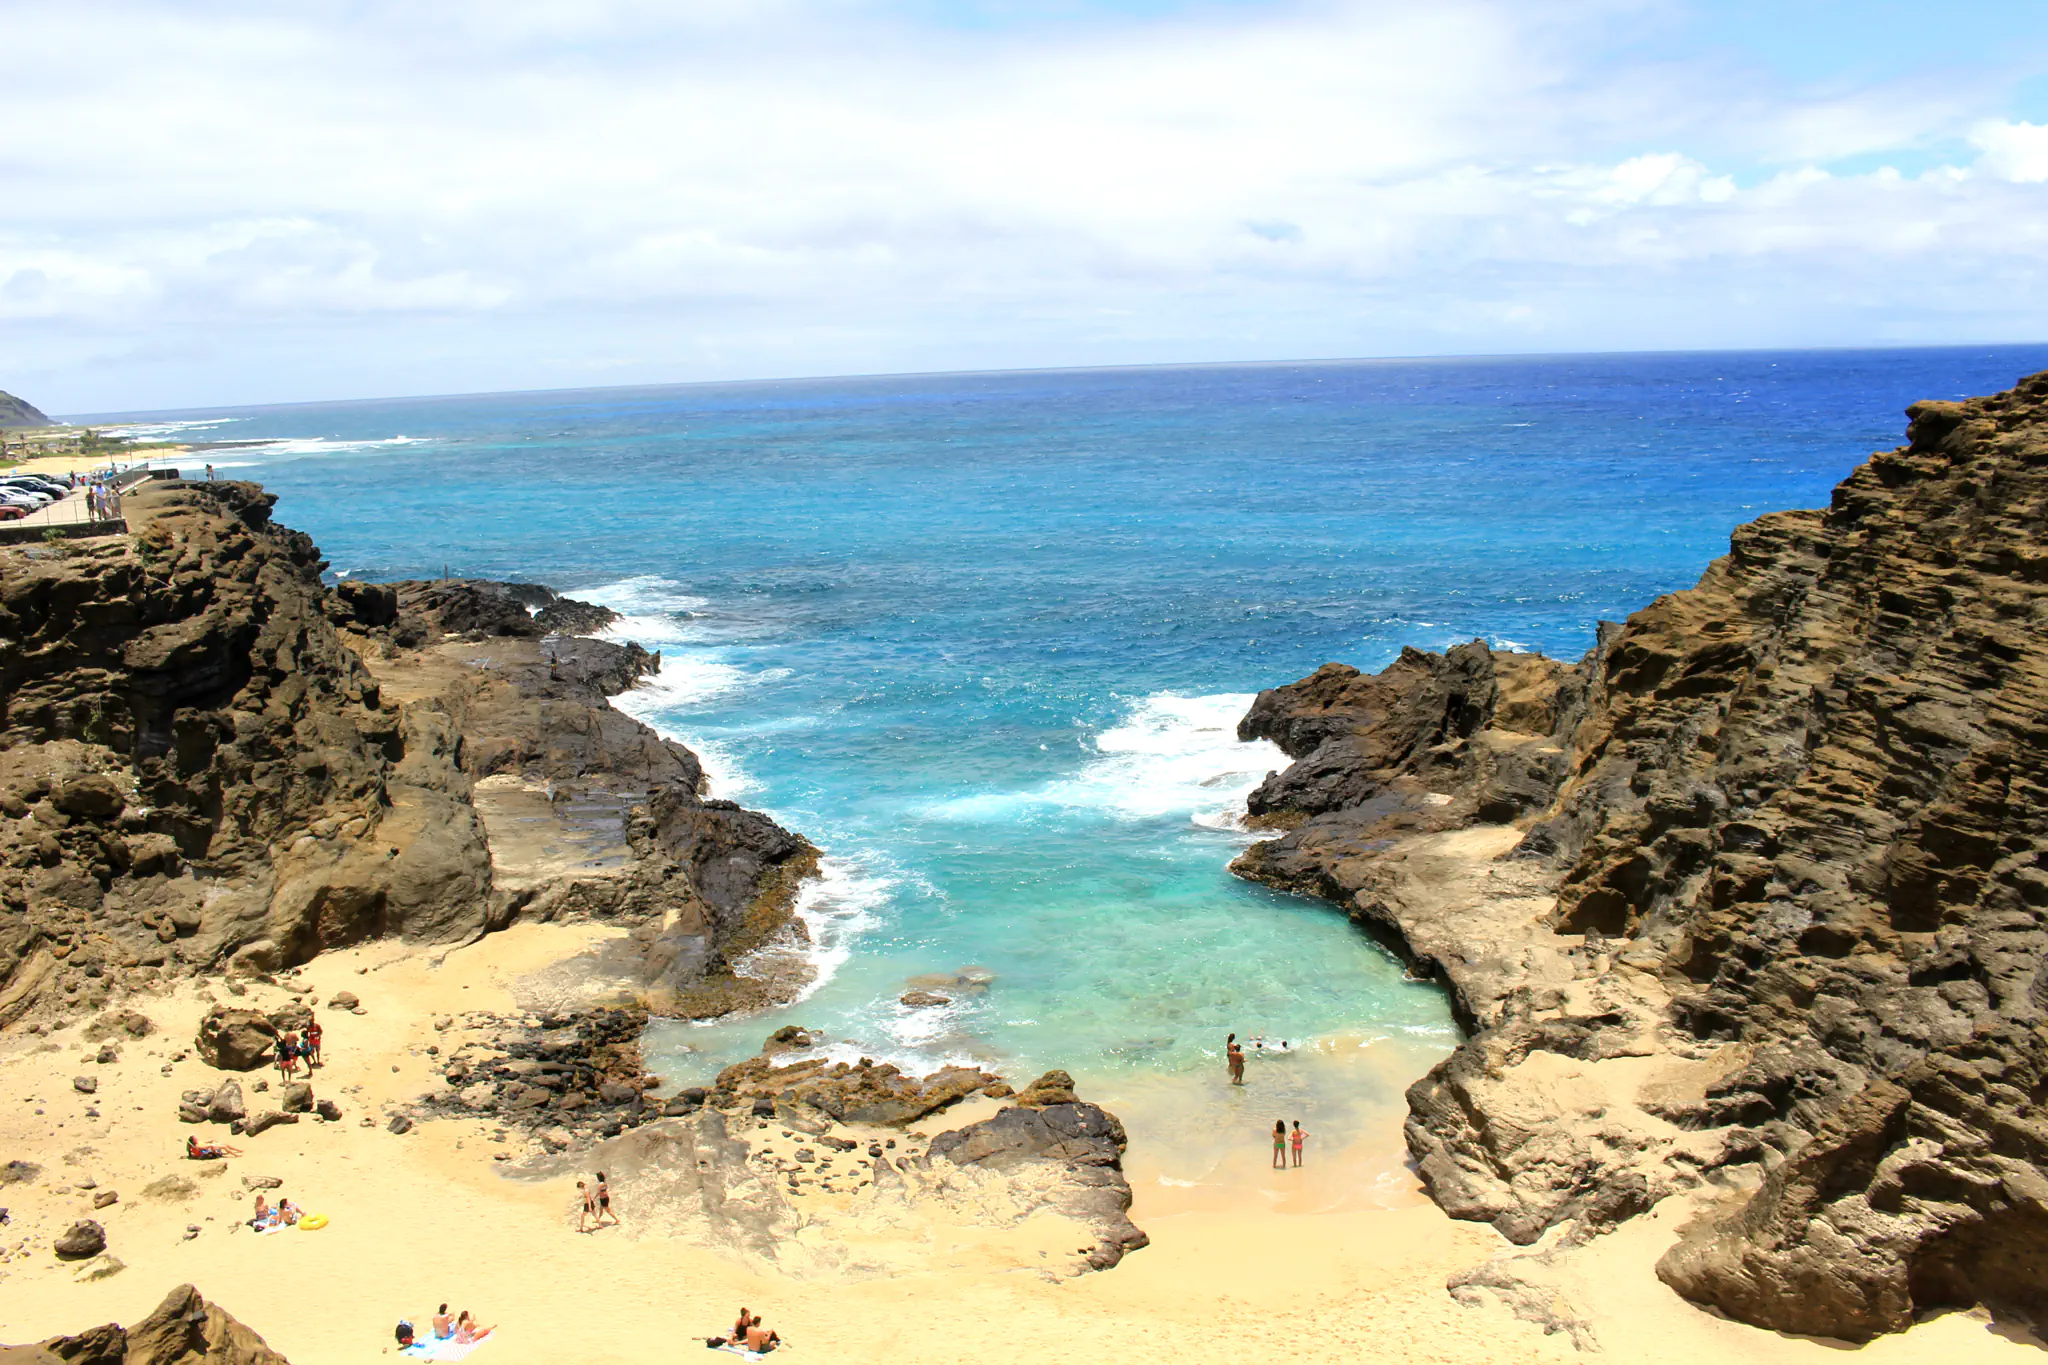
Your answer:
(0, 390), (53, 430)
(0, 479), (815, 1026)
(1233, 371), (2048, 1341)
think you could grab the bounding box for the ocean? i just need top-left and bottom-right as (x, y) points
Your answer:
(84, 345), (2048, 1205)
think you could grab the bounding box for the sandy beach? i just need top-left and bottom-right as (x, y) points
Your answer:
(0, 924), (2032, 1365)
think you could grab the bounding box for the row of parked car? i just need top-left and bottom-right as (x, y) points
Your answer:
(0, 471), (76, 519)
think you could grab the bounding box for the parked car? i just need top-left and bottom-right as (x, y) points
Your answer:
(0, 476), (67, 495)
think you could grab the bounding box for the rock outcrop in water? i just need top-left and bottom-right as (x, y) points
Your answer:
(1233, 371), (2048, 1341)
(0, 479), (815, 1025)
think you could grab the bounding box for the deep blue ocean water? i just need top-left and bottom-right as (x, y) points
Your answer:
(83, 345), (2048, 1191)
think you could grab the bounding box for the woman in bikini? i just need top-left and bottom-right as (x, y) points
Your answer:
(1272, 1119), (1288, 1169)
(187, 1136), (242, 1160)
(275, 1034), (297, 1082)
(1226, 1036), (1245, 1086)
(454, 1312), (493, 1344)
(593, 1171), (618, 1227)
(1291, 1120), (1307, 1168)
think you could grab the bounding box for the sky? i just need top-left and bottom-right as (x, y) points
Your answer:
(6, 0), (2048, 414)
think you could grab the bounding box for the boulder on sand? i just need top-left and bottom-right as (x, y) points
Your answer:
(207, 1079), (246, 1123)
(53, 1220), (106, 1260)
(195, 1008), (278, 1072)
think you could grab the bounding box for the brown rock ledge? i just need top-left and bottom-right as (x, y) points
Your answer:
(0, 479), (817, 1026)
(1232, 370), (2048, 1341)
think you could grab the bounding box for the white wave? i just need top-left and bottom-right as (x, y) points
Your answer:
(925, 692), (1283, 829)
(101, 418), (238, 439)
(219, 435), (430, 461)
(779, 855), (893, 1009)
(568, 577), (785, 800)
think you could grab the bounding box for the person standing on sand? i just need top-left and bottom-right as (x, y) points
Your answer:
(577, 1180), (596, 1232)
(1227, 1034), (1245, 1086)
(275, 1033), (297, 1082)
(305, 1018), (322, 1067)
(1272, 1119), (1287, 1169)
(1291, 1120), (1307, 1167)
(593, 1170), (619, 1227)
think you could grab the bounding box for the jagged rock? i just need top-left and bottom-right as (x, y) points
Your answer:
(1011, 1070), (1078, 1108)
(52, 1220), (105, 1259)
(93, 1190), (118, 1209)
(72, 1075), (96, 1094)
(387, 1114), (413, 1135)
(242, 1111), (297, 1138)
(712, 1035), (998, 1127)
(929, 1101), (1148, 1269)
(314, 1099), (341, 1122)
(1232, 370), (2048, 1337)
(325, 992), (359, 1012)
(279, 1083), (312, 1114)
(898, 991), (951, 1008)
(23, 1283), (293, 1365)
(193, 1009), (276, 1072)
(206, 1080), (244, 1123)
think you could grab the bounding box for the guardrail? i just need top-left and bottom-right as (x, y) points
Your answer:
(0, 468), (179, 545)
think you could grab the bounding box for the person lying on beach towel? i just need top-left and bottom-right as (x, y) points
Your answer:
(187, 1136), (241, 1160)
(454, 1311), (494, 1344)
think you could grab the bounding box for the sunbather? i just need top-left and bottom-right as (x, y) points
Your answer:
(454, 1311), (493, 1344)
(744, 1319), (781, 1353)
(432, 1305), (454, 1339)
(187, 1136), (241, 1159)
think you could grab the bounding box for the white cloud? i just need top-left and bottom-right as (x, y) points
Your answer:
(1, 0), (2044, 411)
(1972, 120), (2048, 183)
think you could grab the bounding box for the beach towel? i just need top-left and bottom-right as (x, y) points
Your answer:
(711, 1348), (767, 1362)
(400, 1336), (489, 1362)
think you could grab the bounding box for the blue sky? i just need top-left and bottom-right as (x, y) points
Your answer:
(5, 0), (2047, 413)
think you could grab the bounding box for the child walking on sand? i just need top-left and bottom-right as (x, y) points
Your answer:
(1291, 1120), (1307, 1167)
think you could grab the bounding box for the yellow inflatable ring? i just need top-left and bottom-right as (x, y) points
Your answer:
(299, 1214), (328, 1230)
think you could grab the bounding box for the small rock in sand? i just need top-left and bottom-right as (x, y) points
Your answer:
(53, 1220), (106, 1259)
(72, 1076), (97, 1094)
(327, 991), (360, 1011)
(92, 1190), (119, 1209)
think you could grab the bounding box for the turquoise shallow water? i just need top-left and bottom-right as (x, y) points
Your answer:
(85, 346), (2048, 1186)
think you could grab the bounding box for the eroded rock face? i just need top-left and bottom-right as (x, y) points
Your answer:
(1232, 371), (2048, 1339)
(0, 480), (817, 1024)
(929, 1100), (1149, 1269)
(11, 1283), (290, 1365)
(711, 1036), (999, 1127)
(0, 481), (493, 1014)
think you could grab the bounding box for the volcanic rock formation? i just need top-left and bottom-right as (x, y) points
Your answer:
(0, 478), (814, 1026)
(1233, 371), (2048, 1340)
(3, 1284), (287, 1365)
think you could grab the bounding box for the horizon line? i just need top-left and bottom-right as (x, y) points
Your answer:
(59, 337), (2048, 424)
